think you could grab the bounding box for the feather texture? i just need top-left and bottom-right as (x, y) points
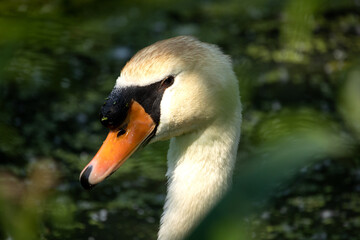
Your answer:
(116, 36), (242, 240)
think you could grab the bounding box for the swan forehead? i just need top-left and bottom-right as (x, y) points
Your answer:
(116, 56), (183, 87)
(115, 36), (211, 87)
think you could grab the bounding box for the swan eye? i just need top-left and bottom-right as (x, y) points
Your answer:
(161, 75), (175, 88)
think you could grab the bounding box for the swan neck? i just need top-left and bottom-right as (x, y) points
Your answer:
(158, 117), (240, 240)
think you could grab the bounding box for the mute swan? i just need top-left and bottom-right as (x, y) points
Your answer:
(80, 36), (242, 240)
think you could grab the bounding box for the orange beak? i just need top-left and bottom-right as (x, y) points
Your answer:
(80, 101), (156, 189)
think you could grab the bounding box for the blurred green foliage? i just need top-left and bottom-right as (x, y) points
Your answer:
(0, 0), (359, 239)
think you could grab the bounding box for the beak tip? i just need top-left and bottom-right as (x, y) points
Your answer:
(80, 165), (95, 190)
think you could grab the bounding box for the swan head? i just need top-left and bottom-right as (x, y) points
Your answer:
(80, 36), (240, 189)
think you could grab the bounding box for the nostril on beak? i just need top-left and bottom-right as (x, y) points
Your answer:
(80, 165), (95, 190)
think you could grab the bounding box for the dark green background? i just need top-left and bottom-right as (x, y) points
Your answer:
(0, 0), (359, 239)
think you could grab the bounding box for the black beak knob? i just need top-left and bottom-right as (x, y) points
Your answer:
(100, 89), (131, 130)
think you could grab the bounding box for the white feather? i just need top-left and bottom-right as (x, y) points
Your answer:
(117, 36), (242, 240)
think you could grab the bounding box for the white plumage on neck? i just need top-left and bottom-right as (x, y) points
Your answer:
(158, 106), (241, 240)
